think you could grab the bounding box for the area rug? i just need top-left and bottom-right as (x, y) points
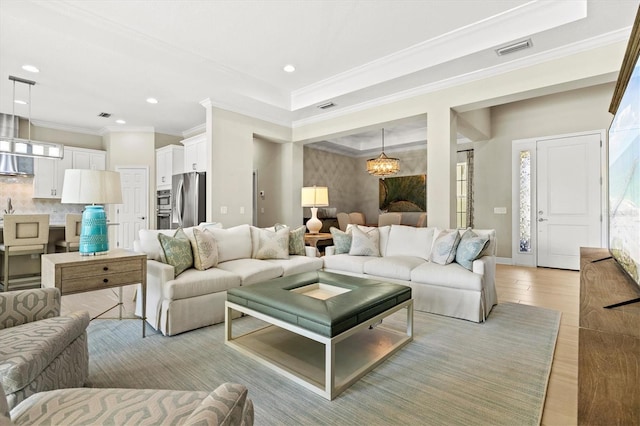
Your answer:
(86, 302), (560, 426)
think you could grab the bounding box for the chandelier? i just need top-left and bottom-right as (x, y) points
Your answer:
(366, 129), (399, 177)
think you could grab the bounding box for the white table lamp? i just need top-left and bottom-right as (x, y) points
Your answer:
(61, 169), (123, 255)
(301, 186), (329, 234)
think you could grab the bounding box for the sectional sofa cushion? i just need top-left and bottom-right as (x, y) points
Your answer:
(349, 226), (380, 256)
(216, 258), (283, 286)
(209, 224), (252, 263)
(191, 228), (218, 270)
(322, 253), (375, 274)
(385, 225), (435, 260)
(430, 229), (461, 265)
(455, 228), (490, 270)
(363, 255), (426, 281)
(265, 255), (324, 276)
(158, 229), (193, 277)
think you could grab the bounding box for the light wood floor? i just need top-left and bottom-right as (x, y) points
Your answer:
(60, 264), (579, 426)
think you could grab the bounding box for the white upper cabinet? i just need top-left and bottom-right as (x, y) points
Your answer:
(33, 146), (106, 199)
(182, 134), (207, 173)
(156, 145), (184, 189)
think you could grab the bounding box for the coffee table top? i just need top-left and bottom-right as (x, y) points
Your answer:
(228, 271), (411, 337)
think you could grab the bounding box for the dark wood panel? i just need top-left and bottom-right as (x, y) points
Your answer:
(579, 247), (640, 425)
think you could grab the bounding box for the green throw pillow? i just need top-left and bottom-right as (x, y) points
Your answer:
(275, 223), (306, 256)
(455, 228), (489, 270)
(158, 228), (193, 277)
(330, 226), (352, 254)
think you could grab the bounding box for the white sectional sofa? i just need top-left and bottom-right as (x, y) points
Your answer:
(133, 224), (323, 336)
(323, 225), (497, 322)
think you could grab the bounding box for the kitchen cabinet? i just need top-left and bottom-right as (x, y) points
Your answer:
(156, 145), (184, 190)
(33, 147), (106, 199)
(182, 134), (207, 173)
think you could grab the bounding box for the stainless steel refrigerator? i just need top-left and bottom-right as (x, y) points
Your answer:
(171, 171), (206, 228)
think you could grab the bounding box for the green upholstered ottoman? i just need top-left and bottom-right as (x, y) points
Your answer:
(225, 271), (413, 400)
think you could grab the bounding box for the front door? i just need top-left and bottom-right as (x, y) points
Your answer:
(115, 167), (149, 249)
(536, 134), (601, 270)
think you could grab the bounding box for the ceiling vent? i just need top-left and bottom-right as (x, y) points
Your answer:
(98, 112), (112, 118)
(317, 102), (336, 110)
(495, 39), (532, 56)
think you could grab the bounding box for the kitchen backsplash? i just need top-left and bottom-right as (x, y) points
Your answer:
(0, 176), (83, 223)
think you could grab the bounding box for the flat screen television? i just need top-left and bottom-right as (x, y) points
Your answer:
(607, 14), (640, 308)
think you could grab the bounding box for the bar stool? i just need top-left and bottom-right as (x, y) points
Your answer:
(55, 213), (82, 252)
(0, 214), (49, 292)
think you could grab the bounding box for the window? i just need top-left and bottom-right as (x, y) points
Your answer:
(519, 150), (531, 253)
(456, 162), (467, 229)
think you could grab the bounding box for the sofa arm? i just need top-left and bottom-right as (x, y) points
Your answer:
(325, 246), (336, 256)
(304, 246), (318, 257)
(0, 288), (60, 330)
(135, 259), (175, 329)
(183, 382), (253, 426)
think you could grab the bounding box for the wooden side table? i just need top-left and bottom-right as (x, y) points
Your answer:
(41, 249), (147, 337)
(304, 233), (333, 248)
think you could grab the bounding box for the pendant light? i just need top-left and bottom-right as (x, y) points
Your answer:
(366, 129), (400, 177)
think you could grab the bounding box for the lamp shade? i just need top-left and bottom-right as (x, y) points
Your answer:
(61, 169), (123, 205)
(61, 169), (122, 255)
(301, 186), (329, 207)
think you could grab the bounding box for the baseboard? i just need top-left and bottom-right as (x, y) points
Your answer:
(496, 257), (512, 265)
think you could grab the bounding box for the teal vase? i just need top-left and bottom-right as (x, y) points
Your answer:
(79, 205), (108, 254)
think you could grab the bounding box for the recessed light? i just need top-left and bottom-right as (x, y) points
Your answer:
(146, 97), (158, 104)
(13, 100), (27, 105)
(22, 64), (39, 73)
(115, 119), (126, 124)
(283, 64), (296, 73)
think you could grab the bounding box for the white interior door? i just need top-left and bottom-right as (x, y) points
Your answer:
(115, 167), (149, 249)
(536, 134), (601, 270)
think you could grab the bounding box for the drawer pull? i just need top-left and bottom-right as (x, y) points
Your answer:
(103, 278), (109, 283)
(103, 267), (109, 271)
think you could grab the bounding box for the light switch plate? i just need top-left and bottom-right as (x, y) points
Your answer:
(494, 207), (507, 214)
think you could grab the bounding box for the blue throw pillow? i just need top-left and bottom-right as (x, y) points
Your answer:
(455, 228), (489, 270)
(330, 227), (352, 254)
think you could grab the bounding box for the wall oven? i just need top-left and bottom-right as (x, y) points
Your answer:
(157, 189), (172, 230)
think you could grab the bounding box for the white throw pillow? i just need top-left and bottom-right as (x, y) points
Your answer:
(385, 225), (435, 260)
(430, 229), (462, 265)
(349, 226), (380, 256)
(208, 224), (252, 263)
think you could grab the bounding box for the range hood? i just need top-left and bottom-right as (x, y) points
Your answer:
(0, 113), (34, 176)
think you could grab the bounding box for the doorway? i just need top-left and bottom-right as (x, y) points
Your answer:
(512, 131), (605, 270)
(114, 166), (149, 249)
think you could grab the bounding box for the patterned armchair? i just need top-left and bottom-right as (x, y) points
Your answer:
(0, 288), (89, 409)
(0, 381), (254, 425)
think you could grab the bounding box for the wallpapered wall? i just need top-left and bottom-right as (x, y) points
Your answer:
(0, 176), (83, 223)
(303, 145), (428, 224)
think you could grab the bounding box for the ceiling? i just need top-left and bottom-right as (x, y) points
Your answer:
(0, 0), (637, 153)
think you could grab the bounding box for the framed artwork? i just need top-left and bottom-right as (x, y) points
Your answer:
(379, 174), (426, 212)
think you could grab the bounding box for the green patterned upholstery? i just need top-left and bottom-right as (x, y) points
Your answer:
(1, 382), (253, 426)
(0, 289), (89, 409)
(158, 228), (194, 276)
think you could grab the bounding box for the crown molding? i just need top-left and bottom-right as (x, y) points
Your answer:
(290, 0), (587, 110)
(99, 126), (155, 135)
(30, 119), (102, 136)
(182, 122), (206, 138)
(292, 28), (629, 129)
(199, 97), (291, 128)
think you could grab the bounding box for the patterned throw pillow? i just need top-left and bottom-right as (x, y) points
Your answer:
(274, 223), (306, 255)
(254, 227), (290, 260)
(349, 226), (380, 256)
(455, 228), (489, 270)
(192, 228), (218, 270)
(430, 229), (462, 265)
(288, 225), (306, 255)
(158, 228), (193, 277)
(330, 227), (352, 254)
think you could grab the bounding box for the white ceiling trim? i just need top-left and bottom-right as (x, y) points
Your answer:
(292, 27), (628, 130)
(30, 119), (103, 136)
(290, 0), (587, 110)
(99, 126), (155, 136)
